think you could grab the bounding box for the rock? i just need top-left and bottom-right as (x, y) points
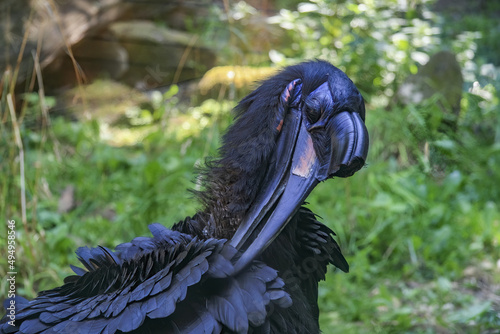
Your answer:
(43, 35), (129, 89)
(199, 66), (277, 94)
(108, 20), (216, 89)
(58, 79), (149, 124)
(397, 51), (464, 129)
(2, 0), (132, 89)
(1, 0), (217, 93)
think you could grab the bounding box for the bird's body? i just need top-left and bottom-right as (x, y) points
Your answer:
(1, 60), (369, 333)
(173, 206), (346, 333)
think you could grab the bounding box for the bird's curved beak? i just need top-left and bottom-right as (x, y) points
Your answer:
(230, 83), (369, 273)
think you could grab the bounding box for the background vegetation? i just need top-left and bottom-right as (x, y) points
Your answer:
(1, 0), (499, 332)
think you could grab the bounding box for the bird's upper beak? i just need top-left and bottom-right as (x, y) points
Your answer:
(230, 80), (369, 273)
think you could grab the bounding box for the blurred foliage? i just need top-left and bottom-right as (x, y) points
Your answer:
(267, 0), (481, 105)
(1, 0), (500, 332)
(199, 66), (277, 94)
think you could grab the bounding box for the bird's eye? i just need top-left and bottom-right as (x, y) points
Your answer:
(306, 106), (322, 124)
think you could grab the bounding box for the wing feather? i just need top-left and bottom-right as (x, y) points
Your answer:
(1, 224), (292, 333)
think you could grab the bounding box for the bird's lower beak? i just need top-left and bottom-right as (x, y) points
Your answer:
(230, 110), (369, 273)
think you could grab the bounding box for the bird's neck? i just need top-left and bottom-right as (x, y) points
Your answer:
(193, 82), (288, 239)
(195, 153), (270, 239)
(195, 120), (279, 238)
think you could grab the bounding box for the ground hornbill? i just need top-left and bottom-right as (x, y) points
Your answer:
(1, 60), (369, 333)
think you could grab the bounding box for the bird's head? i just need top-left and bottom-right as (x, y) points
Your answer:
(224, 60), (369, 272)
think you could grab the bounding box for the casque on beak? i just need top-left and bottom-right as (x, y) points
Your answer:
(230, 80), (369, 274)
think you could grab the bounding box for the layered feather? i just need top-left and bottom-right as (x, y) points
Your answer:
(0, 224), (291, 334)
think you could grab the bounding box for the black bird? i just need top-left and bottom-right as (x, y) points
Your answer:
(1, 60), (369, 334)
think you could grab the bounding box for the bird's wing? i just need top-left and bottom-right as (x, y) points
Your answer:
(297, 207), (349, 275)
(1, 224), (290, 334)
(293, 206), (348, 325)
